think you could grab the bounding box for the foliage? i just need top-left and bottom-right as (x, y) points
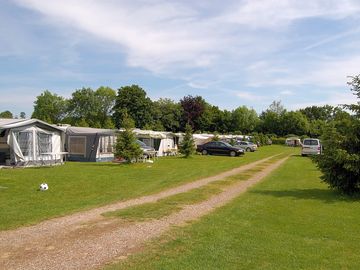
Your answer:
(179, 124), (196, 158)
(113, 85), (153, 129)
(19, 112), (26, 119)
(0, 110), (13, 118)
(271, 137), (286, 145)
(250, 132), (270, 146)
(280, 111), (309, 136)
(314, 75), (360, 194)
(152, 98), (181, 132)
(115, 113), (143, 163)
(259, 110), (283, 135)
(231, 106), (259, 134)
(299, 105), (337, 122)
(67, 87), (115, 128)
(32, 90), (67, 123)
(211, 132), (220, 141)
(308, 119), (326, 137)
(94, 86), (116, 128)
(180, 95), (206, 131)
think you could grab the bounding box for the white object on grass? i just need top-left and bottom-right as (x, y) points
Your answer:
(39, 183), (49, 191)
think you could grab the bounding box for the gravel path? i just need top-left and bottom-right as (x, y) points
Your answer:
(0, 155), (288, 270)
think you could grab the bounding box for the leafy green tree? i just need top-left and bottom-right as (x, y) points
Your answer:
(20, 112), (26, 119)
(258, 100), (286, 136)
(280, 111), (309, 136)
(231, 106), (259, 134)
(215, 110), (233, 133)
(95, 86), (116, 128)
(309, 119), (326, 137)
(152, 98), (181, 132)
(115, 113), (143, 163)
(113, 85), (153, 129)
(259, 111), (282, 135)
(179, 124), (196, 158)
(314, 75), (360, 194)
(66, 87), (115, 128)
(32, 90), (67, 123)
(68, 88), (100, 127)
(299, 105), (336, 122)
(0, 110), (13, 118)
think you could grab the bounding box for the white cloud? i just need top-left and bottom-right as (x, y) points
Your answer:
(14, 0), (224, 74)
(223, 0), (360, 29)
(246, 55), (360, 88)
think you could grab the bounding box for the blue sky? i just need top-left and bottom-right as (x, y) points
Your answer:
(1, 0), (360, 117)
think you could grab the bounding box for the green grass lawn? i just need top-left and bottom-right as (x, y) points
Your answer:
(0, 145), (294, 230)
(107, 155), (360, 270)
(102, 154), (286, 222)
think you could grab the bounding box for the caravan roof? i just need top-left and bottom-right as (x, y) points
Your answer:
(0, 118), (63, 132)
(64, 126), (115, 135)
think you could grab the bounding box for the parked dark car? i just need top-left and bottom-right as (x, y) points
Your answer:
(197, 141), (245, 157)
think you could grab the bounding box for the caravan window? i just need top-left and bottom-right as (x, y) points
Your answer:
(69, 136), (86, 156)
(38, 133), (52, 154)
(99, 136), (114, 153)
(17, 131), (33, 157)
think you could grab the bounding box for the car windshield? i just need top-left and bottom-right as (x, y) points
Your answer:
(303, 139), (319, 146)
(221, 142), (233, 147)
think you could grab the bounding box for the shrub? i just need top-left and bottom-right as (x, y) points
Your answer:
(314, 75), (360, 194)
(271, 137), (286, 145)
(115, 114), (143, 163)
(179, 124), (196, 158)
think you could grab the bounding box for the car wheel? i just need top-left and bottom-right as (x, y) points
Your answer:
(246, 147), (251, 152)
(229, 151), (236, 157)
(202, 149), (208, 155)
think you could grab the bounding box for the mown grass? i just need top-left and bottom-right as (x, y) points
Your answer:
(103, 186), (222, 222)
(0, 145), (295, 230)
(106, 155), (360, 270)
(103, 154), (286, 222)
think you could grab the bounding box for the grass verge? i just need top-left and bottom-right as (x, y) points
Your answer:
(106, 155), (360, 270)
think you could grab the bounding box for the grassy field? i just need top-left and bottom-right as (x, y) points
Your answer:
(102, 154), (286, 222)
(107, 155), (360, 270)
(0, 145), (294, 230)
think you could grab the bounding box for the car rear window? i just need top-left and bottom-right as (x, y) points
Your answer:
(303, 139), (319, 146)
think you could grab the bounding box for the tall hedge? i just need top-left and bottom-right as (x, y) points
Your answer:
(314, 75), (360, 194)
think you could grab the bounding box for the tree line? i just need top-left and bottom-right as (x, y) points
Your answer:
(0, 84), (352, 138)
